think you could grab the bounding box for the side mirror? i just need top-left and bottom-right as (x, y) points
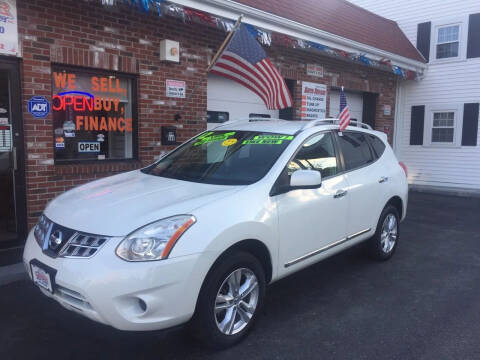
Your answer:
(290, 169), (322, 189)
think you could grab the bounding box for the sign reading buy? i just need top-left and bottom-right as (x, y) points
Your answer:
(52, 71), (132, 132)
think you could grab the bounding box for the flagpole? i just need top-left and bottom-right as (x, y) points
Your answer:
(338, 86), (345, 134)
(174, 15), (243, 122)
(207, 15), (243, 72)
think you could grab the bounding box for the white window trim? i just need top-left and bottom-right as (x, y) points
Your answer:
(430, 16), (469, 64)
(423, 104), (464, 147)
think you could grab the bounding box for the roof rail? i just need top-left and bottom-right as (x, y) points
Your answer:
(212, 117), (281, 130)
(301, 119), (372, 131)
(210, 119), (246, 130)
(248, 117), (280, 122)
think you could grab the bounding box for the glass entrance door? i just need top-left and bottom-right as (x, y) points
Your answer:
(0, 70), (16, 242)
(0, 58), (26, 248)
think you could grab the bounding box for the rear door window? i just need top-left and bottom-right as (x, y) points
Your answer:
(367, 134), (386, 159)
(337, 132), (375, 171)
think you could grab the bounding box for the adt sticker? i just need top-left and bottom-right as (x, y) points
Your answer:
(28, 96), (50, 118)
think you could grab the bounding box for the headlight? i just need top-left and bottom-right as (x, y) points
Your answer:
(116, 215), (196, 262)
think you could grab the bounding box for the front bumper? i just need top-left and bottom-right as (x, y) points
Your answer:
(23, 230), (216, 331)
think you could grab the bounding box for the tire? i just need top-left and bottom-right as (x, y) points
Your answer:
(189, 251), (266, 349)
(367, 205), (400, 261)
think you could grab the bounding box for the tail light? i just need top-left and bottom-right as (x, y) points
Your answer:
(399, 161), (408, 177)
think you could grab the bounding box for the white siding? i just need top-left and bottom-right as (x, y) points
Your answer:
(351, 0), (480, 189)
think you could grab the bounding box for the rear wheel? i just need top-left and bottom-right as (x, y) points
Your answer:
(367, 205), (400, 261)
(189, 251), (266, 349)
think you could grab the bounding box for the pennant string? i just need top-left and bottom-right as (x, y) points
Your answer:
(103, 0), (418, 80)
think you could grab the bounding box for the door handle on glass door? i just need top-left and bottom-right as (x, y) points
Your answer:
(334, 189), (348, 199)
(379, 176), (389, 183)
(13, 146), (17, 171)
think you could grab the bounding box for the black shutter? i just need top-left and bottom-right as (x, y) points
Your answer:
(467, 13), (480, 59)
(417, 22), (431, 62)
(462, 103), (479, 146)
(410, 105), (425, 145)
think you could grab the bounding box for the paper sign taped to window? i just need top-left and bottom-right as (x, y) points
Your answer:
(78, 142), (100, 153)
(0, 124), (12, 152)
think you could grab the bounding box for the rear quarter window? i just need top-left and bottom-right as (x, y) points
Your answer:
(337, 132), (375, 171)
(367, 134), (386, 159)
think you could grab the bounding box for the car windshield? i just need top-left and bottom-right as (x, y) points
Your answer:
(143, 130), (295, 185)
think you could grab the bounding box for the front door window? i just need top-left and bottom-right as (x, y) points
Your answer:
(0, 69), (16, 243)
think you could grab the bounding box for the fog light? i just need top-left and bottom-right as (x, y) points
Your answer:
(138, 298), (147, 313)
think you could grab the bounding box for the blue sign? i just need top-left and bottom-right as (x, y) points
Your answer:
(28, 96), (50, 118)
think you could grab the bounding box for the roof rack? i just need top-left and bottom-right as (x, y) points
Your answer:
(301, 119), (372, 131)
(248, 117), (283, 122)
(213, 118), (278, 129)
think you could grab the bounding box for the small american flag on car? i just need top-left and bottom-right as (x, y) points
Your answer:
(210, 24), (293, 110)
(339, 87), (351, 131)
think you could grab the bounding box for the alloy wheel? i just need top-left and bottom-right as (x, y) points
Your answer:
(381, 213), (398, 253)
(214, 268), (259, 335)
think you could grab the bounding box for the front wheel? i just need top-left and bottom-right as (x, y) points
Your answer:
(189, 251), (266, 349)
(367, 205), (400, 261)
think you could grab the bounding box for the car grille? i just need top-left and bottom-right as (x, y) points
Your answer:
(59, 233), (108, 258)
(34, 215), (109, 259)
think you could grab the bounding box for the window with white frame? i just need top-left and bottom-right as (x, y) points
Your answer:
(431, 111), (455, 143)
(436, 24), (460, 59)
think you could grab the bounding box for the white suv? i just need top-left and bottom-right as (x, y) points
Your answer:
(23, 119), (408, 348)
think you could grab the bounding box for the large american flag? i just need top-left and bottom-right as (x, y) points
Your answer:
(211, 24), (293, 110)
(339, 87), (351, 131)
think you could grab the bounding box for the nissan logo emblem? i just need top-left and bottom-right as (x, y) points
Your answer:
(49, 230), (63, 250)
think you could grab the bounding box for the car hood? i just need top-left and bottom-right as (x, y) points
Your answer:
(44, 170), (244, 236)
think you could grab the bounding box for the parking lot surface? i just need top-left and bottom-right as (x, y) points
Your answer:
(1, 191), (480, 360)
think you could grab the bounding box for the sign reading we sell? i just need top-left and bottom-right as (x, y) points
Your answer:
(0, 0), (18, 56)
(301, 82), (327, 120)
(52, 71), (133, 132)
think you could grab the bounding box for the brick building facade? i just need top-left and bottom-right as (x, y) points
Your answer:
(0, 0), (424, 260)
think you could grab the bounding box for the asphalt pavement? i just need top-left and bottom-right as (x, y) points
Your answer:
(1, 191), (480, 360)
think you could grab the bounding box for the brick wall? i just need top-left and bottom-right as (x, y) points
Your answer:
(269, 45), (397, 133)
(17, 0), (397, 229)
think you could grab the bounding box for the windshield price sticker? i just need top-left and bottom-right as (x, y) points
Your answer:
(222, 138), (238, 147)
(194, 131), (236, 146)
(243, 135), (294, 145)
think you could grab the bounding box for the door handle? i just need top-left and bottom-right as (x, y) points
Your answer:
(12, 146), (17, 171)
(334, 189), (348, 199)
(378, 176), (389, 183)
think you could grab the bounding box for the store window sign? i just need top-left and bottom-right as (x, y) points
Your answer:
(52, 72), (133, 133)
(0, 0), (19, 56)
(52, 67), (135, 162)
(78, 142), (100, 153)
